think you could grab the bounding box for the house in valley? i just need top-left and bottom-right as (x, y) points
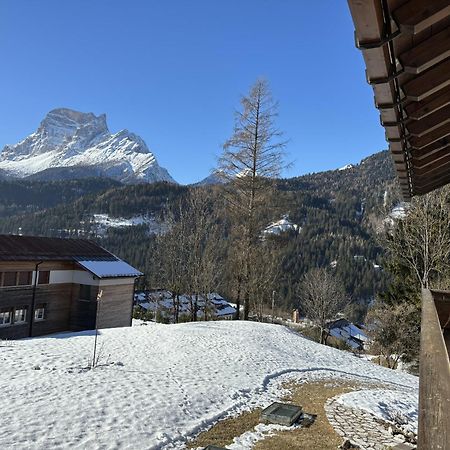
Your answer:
(0, 234), (142, 339)
(327, 318), (368, 350)
(135, 290), (236, 321)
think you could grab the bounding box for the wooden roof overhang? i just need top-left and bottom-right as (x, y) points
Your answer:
(347, 0), (450, 200)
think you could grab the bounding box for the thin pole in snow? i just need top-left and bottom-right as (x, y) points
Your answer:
(92, 289), (103, 369)
(271, 290), (275, 323)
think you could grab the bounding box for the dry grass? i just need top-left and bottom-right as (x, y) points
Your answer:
(186, 409), (261, 449)
(187, 379), (363, 449)
(255, 380), (360, 450)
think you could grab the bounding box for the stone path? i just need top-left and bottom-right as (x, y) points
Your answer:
(325, 396), (413, 450)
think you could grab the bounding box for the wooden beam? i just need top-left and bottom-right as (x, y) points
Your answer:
(407, 105), (450, 137)
(412, 136), (450, 158)
(413, 157), (450, 177)
(408, 122), (450, 149)
(405, 85), (450, 120)
(403, 59), (450, 101)
(347, 0), (450, 200)
(412, 145), (450, 167)
(347, 0), (384, 42)
(414, 172), (450, 192)
(393, 0), (450, 34)
(399, 28), (450, 74)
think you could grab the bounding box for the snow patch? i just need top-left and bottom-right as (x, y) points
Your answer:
(227, 423), (293, 449)
(91, 213), (167, 236)
(390, 203), (408, 219)
(338, 164), (354, 171)
(263, 215), (300, 236)
(336, 389), (418, 434)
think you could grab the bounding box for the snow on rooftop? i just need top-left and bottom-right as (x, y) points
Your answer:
(135, 291), (236, 319)
(0, 321), (418, 449)
(77, 259), (142, 278)
(329, 323), (368, 349)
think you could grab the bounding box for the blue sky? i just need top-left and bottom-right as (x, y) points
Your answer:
(0, 1), (386, 184)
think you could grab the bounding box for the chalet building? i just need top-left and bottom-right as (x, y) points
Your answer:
(327, 318), (368, 351)
(0, 235), (142, 340)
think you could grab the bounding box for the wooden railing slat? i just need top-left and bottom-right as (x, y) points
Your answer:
(418, 289), (450, 450)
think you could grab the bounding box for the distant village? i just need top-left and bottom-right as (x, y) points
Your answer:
(134, 290), (237, 322)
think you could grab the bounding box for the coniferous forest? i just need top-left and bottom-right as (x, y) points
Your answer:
(0, 150), (401, 320)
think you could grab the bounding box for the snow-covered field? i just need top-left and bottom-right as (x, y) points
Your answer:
(91, 213), (166, 236)
(0, 321), (418, 450)
(263, 216), (300, 236)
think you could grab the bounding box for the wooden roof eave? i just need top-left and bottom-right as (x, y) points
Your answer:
(348, 0), (450, 200)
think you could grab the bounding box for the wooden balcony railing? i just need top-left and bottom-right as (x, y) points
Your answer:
(418, 289), (450, 449)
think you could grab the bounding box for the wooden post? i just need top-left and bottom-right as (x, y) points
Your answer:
(91, 289), (103, 369)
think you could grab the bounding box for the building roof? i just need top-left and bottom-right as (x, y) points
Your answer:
(0, 234), (142, 278)
(0, 234), (114, 261)
(347, 0), (450, 200)
(77, 259), (143, 278)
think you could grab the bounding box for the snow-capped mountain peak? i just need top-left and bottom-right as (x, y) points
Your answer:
(0, 108), (175, 184)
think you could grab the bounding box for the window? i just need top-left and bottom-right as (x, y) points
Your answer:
(0, 310), (12, 326)
(35, 306), (45, 321)
(18, 271), (32, 286)
(38, 271), (50, 285)
(79, 284), (91, 301)
(0, 271), (33, 287)
(14, 308), (27, 324)
(3, 272), (17, 287)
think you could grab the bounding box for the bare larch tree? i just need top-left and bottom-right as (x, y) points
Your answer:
(298, 268), (349, 345)
(218, 78), (288, 320)
(154, 201), (190, 323)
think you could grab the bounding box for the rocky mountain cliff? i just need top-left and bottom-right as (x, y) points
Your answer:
(0, 108), (175, 184)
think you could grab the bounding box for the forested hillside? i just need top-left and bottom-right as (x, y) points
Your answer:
(0, 178), (121, 217)
(0, 150), (400, 314)
(275, 150), (400, 307)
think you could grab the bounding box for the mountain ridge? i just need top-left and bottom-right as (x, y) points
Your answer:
(0, 108), (176, 184)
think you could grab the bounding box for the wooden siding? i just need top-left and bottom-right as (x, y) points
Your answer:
(0, 258), (136, 338)
(0, 283), (74, 339)
(96, 282), (135, 329)
(0, 261), (75, 271)
(69, 284), (99, 331)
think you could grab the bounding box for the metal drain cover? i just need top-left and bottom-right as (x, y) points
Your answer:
(261, 402), (303, 426)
